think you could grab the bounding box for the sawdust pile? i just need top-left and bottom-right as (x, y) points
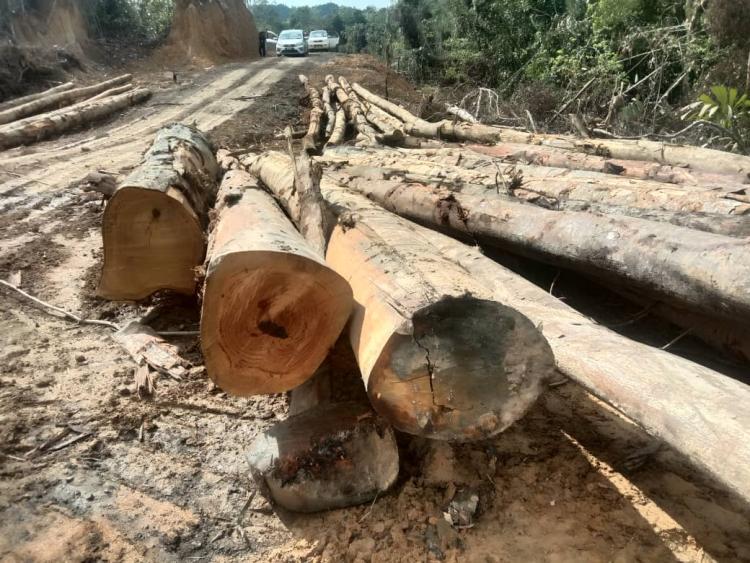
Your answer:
(155, 0), (259, 66)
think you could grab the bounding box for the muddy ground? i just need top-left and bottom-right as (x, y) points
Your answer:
(1, 53), (750, 563)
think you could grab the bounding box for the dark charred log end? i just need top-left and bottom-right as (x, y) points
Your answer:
(369, 296), (555, 441)
(246, 402), (399, 512)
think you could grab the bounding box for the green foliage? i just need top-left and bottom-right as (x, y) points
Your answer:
(89, 0), (174, 41)
(682, 85), (750, 128)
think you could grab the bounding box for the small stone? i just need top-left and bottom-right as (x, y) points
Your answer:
(87, 493), (95, 501)
(372, 522), (385, 534)
(118, 386), (131, 396)
(75, 354), (86, 364)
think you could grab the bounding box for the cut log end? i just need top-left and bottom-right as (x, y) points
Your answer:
(369, 295), (554, 441)
(201, 252), (352, 395)
(247, 401), (399, 513)
(98, 186), (204, 300)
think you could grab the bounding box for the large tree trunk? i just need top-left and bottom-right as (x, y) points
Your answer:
(0, 87), (150, 150)
(243, 151), (556, 441)
(343, 176), (750, 321)
(0, 81), (74, 112)
(414, 224), (750, 505)
(321, 86), (337, 139)
(350, 81), (750, 178)
(467, 143), (750, 188)
(200, 165), (352, 395)
(0, 74), (132, 126)
(98, 123), (217, 300)
(339, 77), (404, 144)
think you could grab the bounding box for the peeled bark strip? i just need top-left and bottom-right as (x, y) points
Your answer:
(346, 178), (750, 321)
(416, 225), (750, 505)
(327, 75), (378, 145)
(98, 123), (217, 300)
(468, 143), (750, 188)
(321, 86), (337, 138)
(0, 81), (74, 112)
(113, 320), (188, 379)
(445, 104), (479, 124)
(201, 167), (352, 395)
(322, 183), (555, 441)
(299, 74), (323, 153)
(0, 87), (150, 150)
(0, 74), (132, 125)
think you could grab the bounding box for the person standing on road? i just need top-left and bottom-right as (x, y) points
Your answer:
(259, 30), (267, 57)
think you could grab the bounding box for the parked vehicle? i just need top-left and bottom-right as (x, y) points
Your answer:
(265, 31), (278, 52)
(328, 33), (340, 51)
(308, 30), (330, 52)
(276, 29), (308, 57)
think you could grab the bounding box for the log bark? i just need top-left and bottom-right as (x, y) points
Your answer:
(299, 74), (323, 153)
(344, 177), (750, 321)
(326, 75), (378, 145)
(200, 165), (352, 395)
(113, 320), (188, 380)
(467, 143), (750, 188)
(98, 123), (217, 300)
(0, 81), (74, 112)
(445, 104), (478, 124)
(244, 151), (556, 441)
(415, 224), (750, 505)
(0, 74), (133, 125)
(350, 81), (750, 178)
(0, 87), (150, 150)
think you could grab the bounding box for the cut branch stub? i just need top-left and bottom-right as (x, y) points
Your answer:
(98, 123), (218, 300)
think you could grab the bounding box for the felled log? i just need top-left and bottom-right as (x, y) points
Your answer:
(414, 223), (750, 505)
(350, 81), (750, 178)
(0, 87), (150, 150)
(247, 394), (399, 512)
(320, 148), (748, 218)
(299, 75), (323, 153)
(327, 106), (347, 145)
(201, 164), (352, 395)
(446, 104), (478, 124)
(326, 75), (378, 145)
(98, 123), (217, 300)
(467, 143), (750, 188)
(244, 151), (555, 440)
(343, 175), (750, 321)
(328, 161), (750, 238)
(340, 77), (404, 144)
(321, 86), (336, 139)
(0, 81), (74, 112)
(0, 74), (132, 126)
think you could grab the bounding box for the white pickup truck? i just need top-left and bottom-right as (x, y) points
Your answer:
(307, 30), (339, 52)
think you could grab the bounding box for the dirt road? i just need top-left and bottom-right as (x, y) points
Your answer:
(1, 54), (750, 562)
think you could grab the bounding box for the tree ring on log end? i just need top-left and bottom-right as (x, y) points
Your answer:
(368, 295), (555, 441)
(201, 252), (352, 396)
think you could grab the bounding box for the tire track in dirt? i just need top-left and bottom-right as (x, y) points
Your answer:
(0, 57), (307, 200)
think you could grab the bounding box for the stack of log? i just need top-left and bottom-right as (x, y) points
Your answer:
(0, 74), (151, 150)
(93, 73), (750, 512)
